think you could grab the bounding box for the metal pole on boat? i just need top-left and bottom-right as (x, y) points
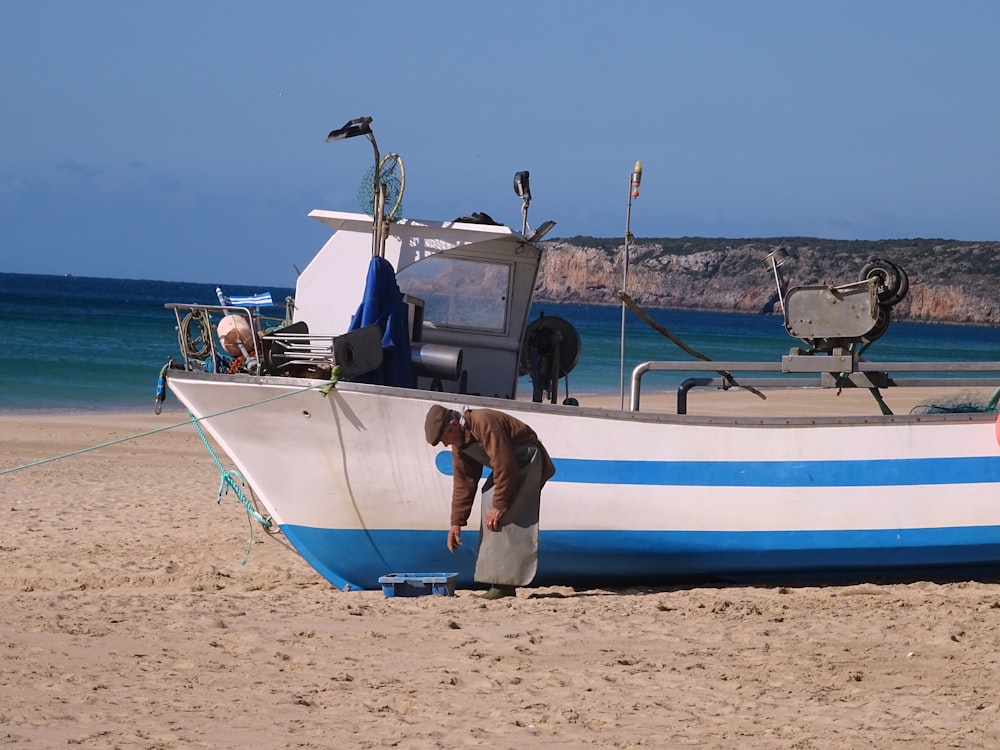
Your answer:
(325, 116), (381, 258)
(368, 138), (382, 258)
(514, 171), (531, 236)
(620, 161), (643, 409)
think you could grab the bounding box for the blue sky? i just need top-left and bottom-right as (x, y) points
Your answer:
(2, 1), (999, 286)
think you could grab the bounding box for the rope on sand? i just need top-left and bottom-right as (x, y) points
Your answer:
(1, 415), (195, 475)
(1, 375), (342, 477)
(187, 412), (271, 564)
(3, 370), (343, 569)
(0, 373), (344, 559)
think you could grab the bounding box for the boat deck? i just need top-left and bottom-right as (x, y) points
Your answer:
(544, 385), (1000, 419)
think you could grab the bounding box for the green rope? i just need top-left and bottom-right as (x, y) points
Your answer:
(2, 373), (341, 478)
(2, 369), (342, 565)
(176, 369), (338, 562)
(1, 417), (201, 475)
(188, 412), (270, 564)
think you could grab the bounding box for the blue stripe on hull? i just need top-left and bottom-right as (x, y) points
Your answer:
(280, 524), (1000, 591)
(434, 454), (1000, 487)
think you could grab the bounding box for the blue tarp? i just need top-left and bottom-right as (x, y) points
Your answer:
(348, 257), (413, 387)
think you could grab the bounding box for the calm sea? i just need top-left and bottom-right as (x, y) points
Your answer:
(2, 271), (999, 413)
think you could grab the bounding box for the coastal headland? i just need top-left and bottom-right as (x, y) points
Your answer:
(536, 236), (1000, 326)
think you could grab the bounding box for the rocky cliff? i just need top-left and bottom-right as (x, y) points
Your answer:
(534, 237), (1000, 326)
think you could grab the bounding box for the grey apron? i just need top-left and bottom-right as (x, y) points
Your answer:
(460, 441), (543, 586)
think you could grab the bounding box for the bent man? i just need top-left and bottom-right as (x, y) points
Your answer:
(424, 405), (556, 599)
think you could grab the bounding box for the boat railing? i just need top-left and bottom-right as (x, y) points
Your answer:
(166, 302), (466, 384)
(166, 301), (375, 377)
(630, 356), (1000, 413)
(166, 302), (267, 373)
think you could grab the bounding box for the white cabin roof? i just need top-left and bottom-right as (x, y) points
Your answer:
(296, 210), (538, 332)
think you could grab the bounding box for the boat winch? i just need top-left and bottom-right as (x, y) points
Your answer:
(768, 251), (909, 353)
(519, 313), (582, 405)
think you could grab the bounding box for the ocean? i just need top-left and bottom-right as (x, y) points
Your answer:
(2, 271), (999, 413)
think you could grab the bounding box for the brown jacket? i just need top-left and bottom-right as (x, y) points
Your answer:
(450, 408), (556, 527)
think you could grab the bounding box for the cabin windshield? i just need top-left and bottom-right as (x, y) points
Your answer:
(397, 256), (511, 333)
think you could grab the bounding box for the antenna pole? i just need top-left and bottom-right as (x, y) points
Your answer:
(367, 134), (382, 258)
(619, 161), (642, 410)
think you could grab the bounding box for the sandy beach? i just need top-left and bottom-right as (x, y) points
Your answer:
(4, 407), (1000, 748)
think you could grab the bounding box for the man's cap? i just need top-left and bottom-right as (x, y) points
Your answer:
(424, 404), (450, 446)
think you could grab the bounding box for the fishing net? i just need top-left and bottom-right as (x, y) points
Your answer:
(358, 153), (405, 221)
(909, 388), (1000, 415)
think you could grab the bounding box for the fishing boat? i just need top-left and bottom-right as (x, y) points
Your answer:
(161, 117), (1000, 590)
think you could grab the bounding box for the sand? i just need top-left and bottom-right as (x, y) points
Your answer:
(580, 384), (999, 418)
(4, 408), (1000, 748)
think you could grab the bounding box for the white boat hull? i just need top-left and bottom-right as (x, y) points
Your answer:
(167, 370), (1000, 590)
(160, 129), (1000, 590)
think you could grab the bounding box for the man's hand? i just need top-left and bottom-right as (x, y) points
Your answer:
(485, 507), (504, 531)
(447, 525), (463, 552)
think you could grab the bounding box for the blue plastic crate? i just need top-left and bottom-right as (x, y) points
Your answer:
(378, 573), (458, 598)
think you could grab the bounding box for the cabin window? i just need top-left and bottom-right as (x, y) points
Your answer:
(397, 256), (511, 332)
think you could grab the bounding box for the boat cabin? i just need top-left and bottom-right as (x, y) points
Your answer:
(294, 211), (543, 399)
